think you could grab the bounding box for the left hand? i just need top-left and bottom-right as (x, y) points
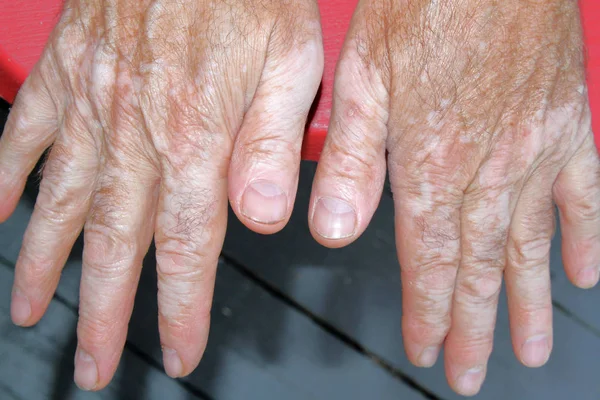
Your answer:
(309, 0), (600, 395)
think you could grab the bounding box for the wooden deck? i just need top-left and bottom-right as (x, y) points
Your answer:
(1, 100), (600, 399)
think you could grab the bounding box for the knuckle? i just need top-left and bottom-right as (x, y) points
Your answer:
(448, 335), (493, 362)
(403, 259), (457, 299)
(160, 299), (212, 334)
(158, 284), (213, 332)
(36, 183), (89, 226)
(83, 224), (136, 278)
(465, 224), (509, 263)
(389, 167), (463, 218)
(42, 139), (97, 180)
(16, 248), (54, 285)
(512, 303), (551, 328)
(155, 248), (215, 324)
(456, 266), (503, 304)
(35, 191), (76, 225)
(4, 109), (55, 149)
(323, 137), (383, 183)
(155, 240), (213, 279)
(566, 190), (600, 223)
(77, 314), (118, 347)
(388, 135), (473, 186)
(403, 311), (451, 341)
(237, 132), (299, 166)
(156, 113), (231, 171)
(142, 73), (233, 167)
(508, 235), (552, 269)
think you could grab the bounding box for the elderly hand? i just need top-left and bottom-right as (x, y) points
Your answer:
(1, 0), (322, 390)
(309, 0), (600, 395)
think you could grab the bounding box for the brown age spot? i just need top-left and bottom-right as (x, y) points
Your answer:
(87, 174), (130, 230)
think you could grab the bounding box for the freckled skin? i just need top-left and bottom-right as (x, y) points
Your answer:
(0, 0), (323, 390)
(309, 0), (600, 396)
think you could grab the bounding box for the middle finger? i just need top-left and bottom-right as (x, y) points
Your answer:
(444, 146), (520, 396)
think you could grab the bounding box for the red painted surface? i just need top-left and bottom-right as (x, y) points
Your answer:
(0, 0), (598, 160)
(0, 2), (63, 103)
(581, 0), (600, 151)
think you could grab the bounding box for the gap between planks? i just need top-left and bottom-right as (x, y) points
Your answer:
(220, 253), (443, 400)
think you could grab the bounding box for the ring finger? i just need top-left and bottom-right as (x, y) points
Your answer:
(505, 168), (556, 368)
(75, 154), (159, 391)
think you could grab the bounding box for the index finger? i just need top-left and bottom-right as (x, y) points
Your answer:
(0, 61), (59, 221)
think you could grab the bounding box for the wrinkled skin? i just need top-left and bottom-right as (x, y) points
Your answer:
(309, 0), (600, 396)
(2, 0), (599, 396)
(1, 0), (323, 390)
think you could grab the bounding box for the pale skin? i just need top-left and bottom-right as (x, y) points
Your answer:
(1, 0), (599, 397)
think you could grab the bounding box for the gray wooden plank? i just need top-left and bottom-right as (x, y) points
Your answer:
(548, 223), (600, 336)
(0, 264), (197, 400)
(221, 161), (600, 400)
(0, 197), (427, 400)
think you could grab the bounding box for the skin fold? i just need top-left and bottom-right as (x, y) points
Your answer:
(1, 0), (598, 396)
(309, 0), (600, 396)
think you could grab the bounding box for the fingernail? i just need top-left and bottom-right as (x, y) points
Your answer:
(577, 266), (599, 288)
(521, 334), (550, 367)
(456, 366), (484, 396)
(418, 346), (440, 368)
(11, 288), (31, 326)
(74, 347), (98, 391)
(163, 347), (183, 378)
(241, 180), (287, 224)
(312, 197), (357, 239)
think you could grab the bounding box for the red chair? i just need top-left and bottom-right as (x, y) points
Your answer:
(1, 0), (599, 160)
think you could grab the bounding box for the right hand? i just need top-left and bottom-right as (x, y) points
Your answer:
(1, 0), (323, 390)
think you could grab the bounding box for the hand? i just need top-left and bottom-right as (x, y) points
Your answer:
(1, 0), (322, 390)
(309, 0), (600, 395)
